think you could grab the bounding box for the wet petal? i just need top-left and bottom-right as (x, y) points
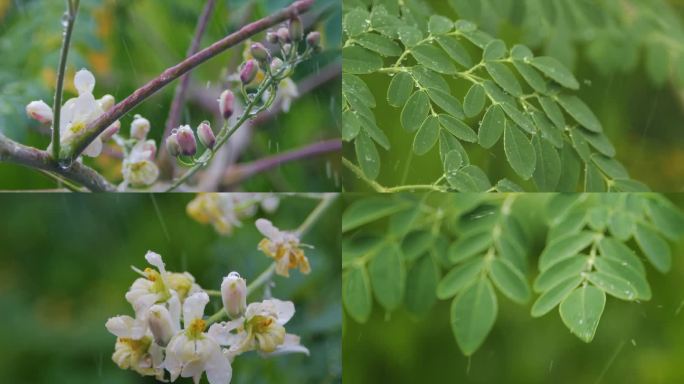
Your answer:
(74, 68), (95, 95)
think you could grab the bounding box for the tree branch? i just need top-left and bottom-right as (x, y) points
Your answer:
(0, 133), (115, 192)
(221, 139), (340, 188)
(66, 0), (315, 161)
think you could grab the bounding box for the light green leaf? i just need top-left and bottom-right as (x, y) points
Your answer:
(485, 62), (523, 96)
(343, 8), (370, 37)
(534, 255), (587, 293)
(539, 231), (595, 271)
(413, 115), (440, 155)
(435, 36), (472, 68)
(557, 94), (602, 132)
(646, 198), (684, 240)
(405, 255), (440, 316)
(439, 114), (477, 142)
(388, 204), (422, 238)
(495, 178), (524, 192)
(598, 237), (645, 275)
(449, 230), (493, 263)
(356, 33), (402, 57)
(634, 222), (671, 273)
(427, 88), (465, 118)
(464, 83), (486, 118)
(478, 104), (505, 148)
(532, 136), (561, 191)
(402, 231), (434, 262)
(584, 162), (606, 192)
(437, 258), (485, 299)
(343, 267), (372, 323)
(354, 131), (380, 180)
(530, 56), (579, 89)
(387, 71), (414, 107)
(592, 155), (628, 179)
(342, 197), (408, 232)
(483, 39), (507, 61)
(608, 211), (634, 241)
(451, 278), (498, 355)
(531, 276), (582, 317)
(490, 258), (530, 303)
(343, 46), (383, 74)
(504, 121), (536, 179)
(401, 91), (431, 132)
(446, 165), (492, 192)
(593, 258), (650, 300)
(559, 284), (606, 342)
(586, 272), (637, 301)
(369, 245), (406, 310)
(428, 15), (453, 34)
(412, 43), (457, 74)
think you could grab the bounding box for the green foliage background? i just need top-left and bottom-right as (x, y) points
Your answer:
(342, 0), (684, 192)
(342, 193), (684, 384)
(0, 193), (341, 384)
(0, 0), (341, 191)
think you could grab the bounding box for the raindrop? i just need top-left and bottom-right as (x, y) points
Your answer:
(630, 339), (636, 346)
(61, 12), (70, 28)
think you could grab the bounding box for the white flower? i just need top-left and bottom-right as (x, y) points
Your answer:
(256, 218), (310, 277)
(25, 100), (53, 124)
(221, 272), (247, 320)
(125, 251), (182, 317)
(106, 311), (165, 379)
(122, 140), (159, 187)
(130, 114), (151, 140)
(164, 292), (232, 384)
(263, 78), (298, 113)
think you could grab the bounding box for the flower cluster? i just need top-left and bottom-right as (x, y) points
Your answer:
(106, 250), (308, 384)
(187, 193), (280, 235)
(256, 218), (310, 277)
(120, 114), (160, 188)
(26, 68), (119, 157)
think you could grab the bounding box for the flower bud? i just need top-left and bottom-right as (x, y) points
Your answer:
(100, 120), (121, 142)
(266, 31), (278, 44)
(130, 114), (150, 140)
(276, 27), (290, 44)
(218, 90), (235, 120)
(282, 43), (292, 56)
(240, 59), (258, 85)
(270, 58), (284, 73)
(306, 31), (321, 50)
(221, 272), (247, 319)
(197, 121), (215, 149)
(25, 100), (53, 124)
(165, 133), (181, 157)
(142, 139), (157, 160)
(148, 304), (176, 347)
(250, 43), (270, 62)
(176, 125), (197, 156)
(99, 94), (115, 112)
(289, 16), (303, 41)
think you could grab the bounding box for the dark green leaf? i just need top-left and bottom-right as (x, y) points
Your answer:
(343, 266), (372, 323)
(401, 91), (430, 132)
(504, 121), (536, 179)
(451, 278), (498, 355)
(343, 46), (383, 74)
(387, 71), (414, 107)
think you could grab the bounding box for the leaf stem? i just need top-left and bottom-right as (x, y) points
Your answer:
(342, 157), (447, 192)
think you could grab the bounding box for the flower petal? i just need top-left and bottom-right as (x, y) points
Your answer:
(205, 344), (232, 384)
(255, 218), (280, 240)
(105, 315), (147, 339)
(261, 333), (309, 357)
(266, 298), (295, 324)
(183, 291), (209, 326)
(145, 251), (166, 273)
(74, 68), (95, 95)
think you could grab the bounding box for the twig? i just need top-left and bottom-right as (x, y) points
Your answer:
(295, 193), (337, 237)
(0, 133), (115, 192)
(66, 0), (315, 161)
(342, 157), (448, 193)
(51, 0), (79, 159)
(222, 139), (340, 188)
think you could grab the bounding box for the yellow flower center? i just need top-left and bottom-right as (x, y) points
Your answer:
(186, 318), (206, 339)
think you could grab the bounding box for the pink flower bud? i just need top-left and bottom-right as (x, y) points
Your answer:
(289, 16), (303, 41)
(176, 125), (196, 156)
(250, 42), (270, 62)
(270, 57), (284, 73)
(266, 31), (278, 44)
(218, 90), (235, 120)
(306, 31), (321, 49)
(221, 272), (247, 319)
(165, 133), (181, 157)
(100, 120), (121, 142)
(197, 121), (215, 149)
(130, 115), (150, 140)
(26, 100), (53, 124)
(240, 59), (258, 85)
(277, 27), (290, 44)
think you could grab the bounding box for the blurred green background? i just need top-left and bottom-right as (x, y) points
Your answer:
(0, 193), (341, 383)
(342, 0), (684, 192)
(0, 0), (341, 191)
(343, 193), (684, 384)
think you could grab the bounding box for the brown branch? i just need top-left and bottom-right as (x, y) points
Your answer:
(221, 139), (340, 188)
(66, 0), (315, 161)
(0, 133), (115, 192)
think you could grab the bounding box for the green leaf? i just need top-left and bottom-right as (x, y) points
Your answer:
(449, 230), (493, 263)
(401, 91), (430, 132)
(447, 165), (492, 192)
(557, 94), (602, 132)
(478, 104), (506, 148)
(512, 60), (548, 94)
(343, 266), (372, 323)
(370, 8), (402, 38)
(439, 115), (477, 142)
(485, 62), (523, 96)
(428, 15), (453, 34)
(531, 276), (582, 317)
(439, 131), (470, 166)
(343, 46), (383, 74)
(532, 110), (563, 148)
(586, 272), (637, 301)
(412, 43), (457, 74)
(598, 237), (645, 274)
(501, 102), (535, 134)
(539, 96), (566, 130)
(397, 25), (423, 47)
(539, 231), (595, 271)
(435, 36), (472, 68)
(356, 33), (402, 57)
(413, 115), (440, 155)
(559, 284), (606, 342)
(504, 121), (536, 179)
(451, 278), (498, 355)
(607, 211), (634, 241)
(342, 197), (408, 232)
(646, 198), (684, 240)
(534, 255), (587, 293)
(437, 258), (485, 299)
(464, 83), (486, 118)
(593, 258), (650, 300)
(343, 8), (370, 37)
(634, 222), (671, 273)
(387, 71), (414, 107)
(532, 136), (561, 191)
(558, 145), (581, 192)
(444, 149), (464, 175)
(405, 255), (440, 316)
(495, 178), (524, 192)
(342, 110), (361, 141)
(354, 131), (381, 180)
(343, 74), (375, 107)
(369, 245), (406, 310)
(388, 204), (422, 238)
(530, 56), (580, 89)
(402, 231), (434, 262)
(579, 130), (615, 157)
(584, 162), (606, 192)
(592, 155), (628, 179)
(490, 258), (530, 303)
(427, 88), (465, 118)
(483, 39), (507, 61)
